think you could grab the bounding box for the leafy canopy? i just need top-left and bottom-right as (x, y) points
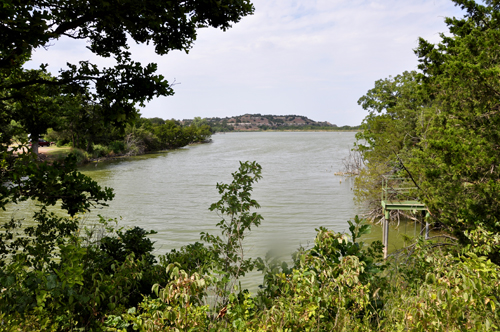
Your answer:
(354, 0), (500, 263)
(413, 0), (500, 246)
(1, 0), (254, 128)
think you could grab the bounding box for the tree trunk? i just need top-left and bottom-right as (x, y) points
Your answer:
(31, 133), (39, 155)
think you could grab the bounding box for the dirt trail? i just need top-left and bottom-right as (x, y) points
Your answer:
(9, 146), (52, 153)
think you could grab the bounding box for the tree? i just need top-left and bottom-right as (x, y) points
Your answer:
(355, 0), (500, 262)
(59, 96), (126, 151)
(0, 0), (254, 200)
(154, 119), (184, 148)
(0, 0), (253, 281)
(354, 71), (432, 222)
(412, 0), (500, 251)
(1, 0), (254, 135)
(147, 117), (166, 126)
(201, 161), (263, 307)
(8, 71), (71, 154)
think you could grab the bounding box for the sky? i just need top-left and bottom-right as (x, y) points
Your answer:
(27, 0), (466, 126)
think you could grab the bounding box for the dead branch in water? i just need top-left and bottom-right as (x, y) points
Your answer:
(340, 147), (364, 176)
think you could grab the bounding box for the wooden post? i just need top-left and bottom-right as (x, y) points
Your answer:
(382, 212), (386, 246)
(420, 211), (425, 237)
(419, 211), (429, 239)
(383, 210), (389, 259)
(425, 211), (430, 240)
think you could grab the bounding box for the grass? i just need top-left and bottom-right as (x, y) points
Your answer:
(42, 146), (72, 160)
(39, 146), (90, 163)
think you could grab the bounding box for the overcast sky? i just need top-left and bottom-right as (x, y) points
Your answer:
(28, 0), (465, 126)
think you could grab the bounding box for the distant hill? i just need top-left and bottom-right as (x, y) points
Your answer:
(181, 114), (359, 132)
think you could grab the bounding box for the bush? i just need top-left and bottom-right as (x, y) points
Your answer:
(92, 144), (110, 158)
(381, 242), (500, 331)
(55, 139), (71, 147)
(71, 148), (89, 163)
(160, 241), (216, 276)
(108, 217), (385, 331)
(0, 213), (164, 331)
(109, 140), (126, 154)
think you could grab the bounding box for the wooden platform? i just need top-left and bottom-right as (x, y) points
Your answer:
(382, 200), (426, 211)
(380, 176), (428, 259)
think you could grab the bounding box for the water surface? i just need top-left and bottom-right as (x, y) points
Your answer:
(3, 132), (427, 289)
(79, 132), (359, 258)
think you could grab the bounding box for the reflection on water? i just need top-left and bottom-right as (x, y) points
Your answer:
(1, 132), (426, 289)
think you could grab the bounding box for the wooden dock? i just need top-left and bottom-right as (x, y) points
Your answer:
(381, 177), (428, 259)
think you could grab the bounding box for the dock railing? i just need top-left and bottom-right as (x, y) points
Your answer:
(380, 175), (428, 259)
(381, 176), (416, 202)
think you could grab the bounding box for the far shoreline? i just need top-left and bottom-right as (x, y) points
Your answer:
(215, 129), (360, 133)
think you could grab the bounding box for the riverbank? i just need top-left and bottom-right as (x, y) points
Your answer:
(37, 140), (213, 165)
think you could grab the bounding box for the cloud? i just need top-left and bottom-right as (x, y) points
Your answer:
(27, 0), (465, 125)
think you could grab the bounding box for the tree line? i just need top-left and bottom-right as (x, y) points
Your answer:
(43, 113), (213, 159)
(3, 79), (212, 159)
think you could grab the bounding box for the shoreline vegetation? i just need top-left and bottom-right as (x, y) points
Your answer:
(26, 117), (214, 165)
(39, 139), (214, 166)
(219, 128), (360, 133)
(19, 114), (358, 165)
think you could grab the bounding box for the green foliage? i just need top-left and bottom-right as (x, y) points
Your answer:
(70, 148), (90, 164)
(161, 242), (217, 276)
(118, 217), (387, 331)
(354, 2), (500, 259)
(0, 153), (113, 215)
(410, 0), (500, 251)
(97, 226), (157, 268)
(354, 71), (431, 222)
(107, 266), (210, 331)
(0, 214), (164, 330)
(382, 242), (500, 331)
(256, 217), (385, 302)
(0, 209), (79, 270)
(154, 119), (212, 149)
(464, 224), (500, 258)
(109, 140), (126, 154)
(38, 114), (213, 160)
(1, 71), (70, 154)
(2, 158), (497, 331)
(92, 144), (110, 158)
(201, 161), (263, 305)
(1, 0), (255, 139)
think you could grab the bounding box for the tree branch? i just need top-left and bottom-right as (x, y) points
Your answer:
(2, 76), (98, 90)
(53, 14), (95, 36)
(392, 150), (421, 191)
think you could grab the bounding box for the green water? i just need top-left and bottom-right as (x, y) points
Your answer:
(1, 131), (423, 288)
(77, 132), (359, 255)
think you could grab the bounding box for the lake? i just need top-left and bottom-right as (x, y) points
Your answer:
(2, 131), (417, 289)
(79, 131), (361, 257)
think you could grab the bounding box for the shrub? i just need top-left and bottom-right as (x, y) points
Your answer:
(71, 148), (89, 163)
(92, 144), (110, 158)
(111, 217), (385, 331)
(0, 213), (164, 330)
(109, 140), (126, 154)
(55, 139), (71, 147)
(382, 242), (500, 331)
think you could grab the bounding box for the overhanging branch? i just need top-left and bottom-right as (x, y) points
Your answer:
(2, 76), (98, 90)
